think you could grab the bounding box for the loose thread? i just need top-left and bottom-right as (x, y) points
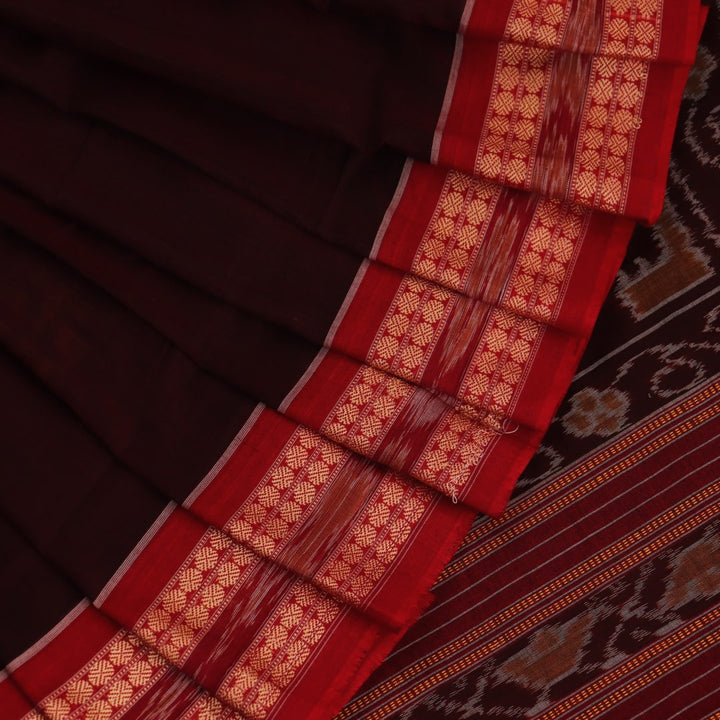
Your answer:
(501, 418), (519, 435)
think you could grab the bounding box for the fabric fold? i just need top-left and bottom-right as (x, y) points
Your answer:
(433, 0), (706, 222)
(0, 1), (704, 719)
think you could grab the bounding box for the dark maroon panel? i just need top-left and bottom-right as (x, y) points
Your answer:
(0, 0), (458, 675)
(0, 184), (320, 408)
(0, 516), (82, 666)
(304, 0), (466, 32)
(0, 20), (403, 255)
(0, 84), (365, 343)
(0, 0), (455, 155)
(0, 228), (256, 501)
(0, 350), (167, 598)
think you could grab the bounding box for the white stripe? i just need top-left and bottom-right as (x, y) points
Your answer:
(430, 30), (466, 163)
(574, 285), (720, 380)
(453, 375), (720, 564)
(386, 439), (720, 663)
(363, 456), (720, 719)
(322, 260), (370, 347)
(183, 403), (265, 507)
(94, 502), (176, 606)
(636, 658), (720, 720)
(7, 600), (89, 672)
(557, 615), (720, 720)
(369, 159), (413, 260)
(276, 348), (329, 414)
(665, 677), (720, 720)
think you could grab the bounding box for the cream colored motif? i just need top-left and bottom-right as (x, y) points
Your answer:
(571, 0), (660, 210)
(367, 275), (455, 383)
(317, 474), (434, 604)
(371, 194), (587, 499)
(473, 0), (660, 212)
(502, 199), (585, 323)
(413, 411), (499, 500)
(136, 530), (255, 665)
(225, 426), (434, 605)
(41, 428), (436, 719)
(219, 582), (341, 719)
(321, 366), (413, 455)
(474, 0), (572, 186)
(226, 428), (346, 557)
(30, 633), (167, 720)
(329, 191), (586, 503)
(458, 199), (587, 417)
(411, 171), (499, 291)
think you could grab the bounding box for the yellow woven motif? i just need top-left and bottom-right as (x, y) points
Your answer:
(458, 199), (586, 417)
(503, 199), (586, 323)
(322, 365), (413, 455)
(225, 426), (434, 604)
(30, 633), (166, 720)
(411, 171), (499, 290)
(571, 0), (660, 210)
(226, 428), (346, 557)
(411, 198), (587, 500)
(474, 0), (572, 186)
(219, 583), (341, 719)
(414, 411), (499, 500)
(317, 474), (434, 604)
(368, 275), (454, 383)
(472, 0), (660, 211)
(136, 530), (255, 665)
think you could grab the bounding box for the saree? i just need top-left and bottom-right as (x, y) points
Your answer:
(344, 21), (720, 711)
(0, 0), (706, 718)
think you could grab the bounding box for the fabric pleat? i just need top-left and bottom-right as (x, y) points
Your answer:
(0, 1), (705, 719)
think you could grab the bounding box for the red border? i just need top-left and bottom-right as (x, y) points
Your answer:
(0, 1), (702, 718)
(627, 6), (707, 223)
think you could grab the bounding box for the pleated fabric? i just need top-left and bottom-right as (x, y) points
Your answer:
(0, 1), (705, 718)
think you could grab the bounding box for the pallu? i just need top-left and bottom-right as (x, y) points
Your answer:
(0, 1), (706, 718)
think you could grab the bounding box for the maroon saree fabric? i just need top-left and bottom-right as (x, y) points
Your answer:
(0, 1), (704, 718)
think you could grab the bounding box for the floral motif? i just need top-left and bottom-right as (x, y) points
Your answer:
(562, 387), (631, 437)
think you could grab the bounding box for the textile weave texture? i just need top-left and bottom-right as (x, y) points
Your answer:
(0, 1), (711, 719)
(340, 4), (720, 717)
